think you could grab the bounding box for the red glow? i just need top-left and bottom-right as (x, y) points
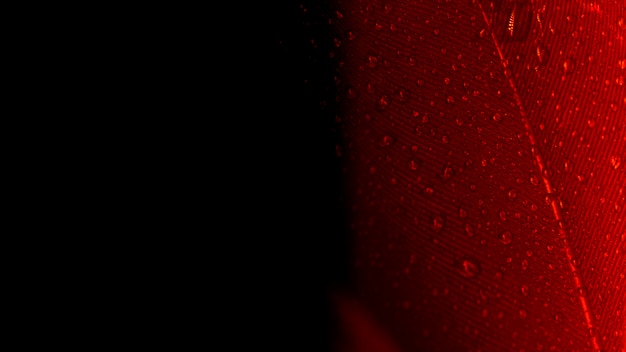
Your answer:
(332, 0), (626, 350)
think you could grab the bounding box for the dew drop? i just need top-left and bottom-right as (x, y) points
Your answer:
(458, 259), (479, 278)
(563, 57), (575, 75)
(378, 95), (390, 109)
(432, 215), (445, 233)
(493, 113), (502, 122)
(465, 224), (475, 237)
(521, 259), (529, 270)
(335, 144), (343, 158)
(499, 211), (507, 222)
(346, 86), (357, 99)
(441, 166), (454, 180)
(444, 77), (451, 85)
(587, 119), (595, 128)
(507, 188), (518, 200)
(459, 207), (468, 218)
(530, 175), (539, 186)
(499, 231), (512, 245)
(610, 156), (621, 169)
(545, 193), (558, 206)
(409, 159), (421, 171)
(396, 87), (410, 102)
(380, 135), (394, 147)
(368, 54), (379, 68)
(564, 160), (572, 173)
(519, 309), (528, 318)
(521, 285), (529, 296)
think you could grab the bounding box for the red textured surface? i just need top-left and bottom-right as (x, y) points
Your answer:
(332, 0), (625, 350)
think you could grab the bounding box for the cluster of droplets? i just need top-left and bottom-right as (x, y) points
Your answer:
(331, 4), (625, 349)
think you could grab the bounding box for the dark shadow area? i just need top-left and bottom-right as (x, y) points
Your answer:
(261, 1), (351, 351)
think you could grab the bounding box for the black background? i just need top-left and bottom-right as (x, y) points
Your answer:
(260, 1), (350, 351)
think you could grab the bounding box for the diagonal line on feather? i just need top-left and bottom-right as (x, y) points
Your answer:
(474, 1), (602, 350)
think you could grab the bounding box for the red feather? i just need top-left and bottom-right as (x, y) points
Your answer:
(332, 0), (625, 350)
